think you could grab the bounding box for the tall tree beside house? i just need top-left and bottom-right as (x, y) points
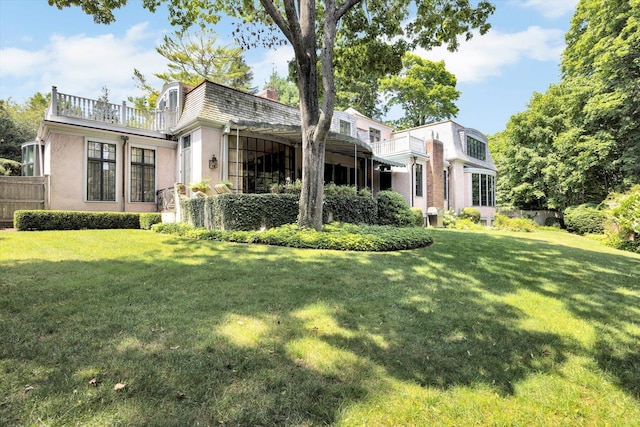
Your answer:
(379, 53), (460, 129)
(49, 0), (495, 230)
(0, 93), (50, 163)
(490, 0), (639, 211)
(265, 70), (299, 108)
(131, 28), (254, 110)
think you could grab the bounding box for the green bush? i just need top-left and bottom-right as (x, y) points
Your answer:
(324, 195), (377, 225)
(140, 213), (162, 230)
(0, 158), (21, 176)
(603, 185), (640, 253)
(154, 222), (433, 252)
(564, 204), (606, 235)
(442, 209), (457, 228)
(451, 218), (485, 230)
(410, 207), (424, 227)
(14, 210), (140, 231)
(377, 190), (414, 227)
(492, 214), (538, 232)
(459, 207), (481, 223)
(324, 183), (357, 197)
(208, 193), (299, 230)
(544, 216), (563, 228)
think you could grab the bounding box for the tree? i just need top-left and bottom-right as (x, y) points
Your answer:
(0, 93), (50, 162)
(492, 0), (639, 211)
(379, 53), (459, 129)
(132, 28), (254, 109)
(265, 70), (299, 108)
(49, 0), (494, 230)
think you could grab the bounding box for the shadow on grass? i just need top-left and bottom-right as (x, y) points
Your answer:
(0, 229), (638, 425)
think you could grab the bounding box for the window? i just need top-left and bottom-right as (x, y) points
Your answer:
(181, 135), (191, 185)
(471, 173), (495, 206)
(443, 169), (449, 200)
(339, 120), (351, 136)
(87, 141), (116, 201)
(466, 136), (486, 161)
(131, 147), (156, 202)
(228, 136), (295, 193)
(22, 143), (42, 176)
(415, 163), (423, 197)
(369, 128), (381, 143)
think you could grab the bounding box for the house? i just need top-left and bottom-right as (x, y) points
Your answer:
(28, 80), (496, 225)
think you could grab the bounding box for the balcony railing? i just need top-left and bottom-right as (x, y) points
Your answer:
(371, 135), (426, 157)
(49, 86), (177, 133)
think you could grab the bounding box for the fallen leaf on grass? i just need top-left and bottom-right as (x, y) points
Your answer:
(24, 385), (34, 393)
(113, 383), (127, 391)
(88, 377), (99, 387)
(176, 391), (186, 400)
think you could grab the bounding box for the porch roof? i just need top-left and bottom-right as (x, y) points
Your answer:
(224, 120), (405, 167)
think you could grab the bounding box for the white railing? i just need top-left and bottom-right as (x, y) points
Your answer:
(371, 135), (426, 156)
(49, 86), (177, 133)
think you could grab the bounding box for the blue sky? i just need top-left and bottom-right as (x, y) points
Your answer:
(0, 0), (578, 135)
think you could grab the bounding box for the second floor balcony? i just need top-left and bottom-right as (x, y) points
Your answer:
(46, 86), (178, 136)
(371, 134), (426, 158)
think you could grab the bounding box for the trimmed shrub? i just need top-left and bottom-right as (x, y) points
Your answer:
(377, 190), (414, 227)
(154, 222), (434, 252)
(451, 218), (485, 230)
(459, 207), (481, 223)
(492, 214), (538, 232)
(324, 195), (377, 225)
(564, 204), (606, 235)
(140, 213), (162, 230)
(410, 207), (424, 227)
(208, 193), (299, 230)
(14, 210), (140, 231)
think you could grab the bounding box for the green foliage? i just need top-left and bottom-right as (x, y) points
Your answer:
(564, 204), (607, 235)
(451, 218), (485, 230)
(442, 209), (458, 228)
(492, 214), (538, 233)
(180, 197), (207, 227)
(154, 222), (433, 252)
(459, 207), (481, 223)
(0, 158), (21, 176)
(410, 207), (424, 227)
(492, 0), (640, 211)
(189, 178), (211, 193)
(323, 195), (377, 225)
(602, 185), (640, 253)
(14, 210), (140, 231)
(0, 94), (49, 162)
(323, 183), (357, 197)
(379, 53), (460, 129)
(376, 190), (414, 227)
(139, 213), (162, 230)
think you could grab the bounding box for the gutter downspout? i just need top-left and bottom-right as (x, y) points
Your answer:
(120, 135), (129, 212)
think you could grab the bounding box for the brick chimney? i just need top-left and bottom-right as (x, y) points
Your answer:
(257, 86), (279, 102)
(426, 139), (444, 209)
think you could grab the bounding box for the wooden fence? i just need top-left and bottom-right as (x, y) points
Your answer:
(0, 176), (46, 228)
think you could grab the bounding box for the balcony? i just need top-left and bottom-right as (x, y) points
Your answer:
(47, 86), (178, 135)
(371, 134), (426, 157)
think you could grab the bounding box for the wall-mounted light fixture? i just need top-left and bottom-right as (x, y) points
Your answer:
(209, 154), (218, 169)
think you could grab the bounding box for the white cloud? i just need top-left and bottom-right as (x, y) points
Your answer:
(0, 23), (167, 103)
(517, 0), (578, 19)
(414, 26), (566, 83)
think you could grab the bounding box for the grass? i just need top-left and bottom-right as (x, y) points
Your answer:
(0, 228), (638, 426)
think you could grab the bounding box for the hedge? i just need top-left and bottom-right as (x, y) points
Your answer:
(14, 210), (141, 231)
(564, 204), (606, 235)
(377, 190), (414, 227)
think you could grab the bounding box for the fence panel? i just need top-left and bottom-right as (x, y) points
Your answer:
(0, 176), (45, 227)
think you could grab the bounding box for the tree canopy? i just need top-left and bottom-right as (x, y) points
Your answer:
(0, 93), (50, 163)
(50, 0), (495, 229)
(490, 0), (639, 211)
(380, 53), (459, 129)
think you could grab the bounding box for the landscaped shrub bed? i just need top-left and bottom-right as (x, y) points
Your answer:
(323, 195), (377, 225)
(492, 214), (538, 232)
(153, 222), (433, 251)
(14, 210), (141, 231)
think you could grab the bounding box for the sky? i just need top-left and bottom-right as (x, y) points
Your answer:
(0, 0), (578, 135)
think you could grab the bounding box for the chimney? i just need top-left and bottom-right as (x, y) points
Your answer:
(257, 86), (279, 101)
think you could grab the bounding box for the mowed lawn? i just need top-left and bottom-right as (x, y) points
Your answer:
(0, 228), (638, 426)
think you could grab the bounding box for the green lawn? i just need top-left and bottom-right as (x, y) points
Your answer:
(1, 228), (638, 426)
